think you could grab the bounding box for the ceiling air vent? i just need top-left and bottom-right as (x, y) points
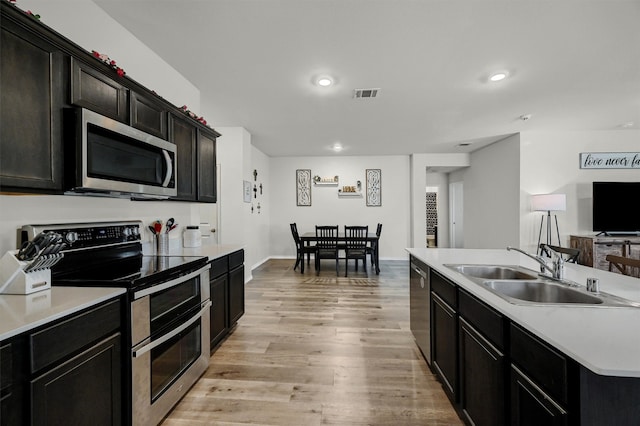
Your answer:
(353, 88), (380, 99)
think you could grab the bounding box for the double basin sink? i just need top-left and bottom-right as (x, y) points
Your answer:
(444, 264), (640, 307)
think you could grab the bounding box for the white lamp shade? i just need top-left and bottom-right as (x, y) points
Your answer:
(531, 194), (566, 212)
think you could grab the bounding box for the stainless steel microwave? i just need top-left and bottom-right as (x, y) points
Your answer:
(65, 108), (177, 198)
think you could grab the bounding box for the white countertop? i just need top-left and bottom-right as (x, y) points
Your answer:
(0, 244), (243, 342)
(406, 248), (640, 378)
(177, 244), (244, 261)
(0, 286), (126, 341)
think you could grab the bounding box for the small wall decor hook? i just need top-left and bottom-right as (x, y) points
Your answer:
(253, 169), (258, 181)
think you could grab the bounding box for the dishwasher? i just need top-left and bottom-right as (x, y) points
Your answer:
(410, 259), (431, 364)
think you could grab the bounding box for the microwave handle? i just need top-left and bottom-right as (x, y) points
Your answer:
(162, 150), (173, 187)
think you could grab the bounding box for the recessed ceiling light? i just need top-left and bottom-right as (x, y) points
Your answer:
(489, 72), (508, 82)
(317, 77), (333, 87)
(332, 143), (343, 152)
(620, 121), (635, 128)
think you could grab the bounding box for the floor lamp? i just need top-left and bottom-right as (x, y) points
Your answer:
(531, 194), (566, 256)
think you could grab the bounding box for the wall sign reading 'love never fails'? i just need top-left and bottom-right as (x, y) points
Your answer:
(580, 152), (640, 169)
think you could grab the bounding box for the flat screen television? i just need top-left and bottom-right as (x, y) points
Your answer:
(592, 181), (640, 234)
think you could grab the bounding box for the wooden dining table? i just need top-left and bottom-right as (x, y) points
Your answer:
(299, 232), (381, 274)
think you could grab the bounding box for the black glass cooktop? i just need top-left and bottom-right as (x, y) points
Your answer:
(53, 251), (208, 290)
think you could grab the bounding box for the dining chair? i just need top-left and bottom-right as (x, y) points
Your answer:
(366, 223), (382, 268)
(315, 225), (339, 276)
(290, 223), (315, 273)
(344, 225), (369, 277)
(539, 243), (580, 263)
(606, 254), (640, 277)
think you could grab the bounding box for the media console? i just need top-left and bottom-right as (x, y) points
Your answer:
(569, 235), (640, 277)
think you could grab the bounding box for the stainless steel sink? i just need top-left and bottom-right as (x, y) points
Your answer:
(445, 263), (640, 308)
(483, 280), (604, 304)
(445, 264), (538, 280)
(481, 279), (640, 307)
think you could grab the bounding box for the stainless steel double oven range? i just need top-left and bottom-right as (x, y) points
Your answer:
(21, 221), (210, 426)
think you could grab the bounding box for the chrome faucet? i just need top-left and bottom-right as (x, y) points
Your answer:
(506, 246), (564, 280)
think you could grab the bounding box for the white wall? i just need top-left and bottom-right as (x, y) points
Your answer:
(20, 0), (200, 110)
(461, 134), (521, 249)
(250, 146), (271, 269)
(269, 155), (411, 260)
(519, 130), (640, 253)
(0, 196), (201, 254)
(215, 127), (254, 281)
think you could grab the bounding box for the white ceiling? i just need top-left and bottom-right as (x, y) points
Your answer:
(94, 0), (640, 157)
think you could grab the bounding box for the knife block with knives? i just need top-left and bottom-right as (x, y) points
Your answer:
(0, 250), (55, 294)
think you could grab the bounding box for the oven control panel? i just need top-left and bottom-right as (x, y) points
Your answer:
(21, 221), (142, 250)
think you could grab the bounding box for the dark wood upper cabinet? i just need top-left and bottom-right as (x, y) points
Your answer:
(70, 58), (128, 123)
(0, 15), (66, 193)
(197, 129), (217, 203)
(1, 2), (219, 200)
(169, 114), (197, 201)
(169, 115), (219, 203)
(130, 92), (168, 139)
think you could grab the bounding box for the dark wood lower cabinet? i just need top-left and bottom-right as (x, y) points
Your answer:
(229, 265), (245, 326)
(0, 296), (123, 426)
(510, 365), (567, 426)
(31, 333), (122, 426)
(209, 250), (245, 353)
(459, 318), (505, 426)
(210, 273), (229, 350)
(430, 292), (457, 402)
(0, 339), (28, 426)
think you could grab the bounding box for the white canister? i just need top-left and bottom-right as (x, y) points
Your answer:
(183, 226), (202, 248)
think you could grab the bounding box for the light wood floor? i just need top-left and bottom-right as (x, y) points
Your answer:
(163, 258), (462, 425)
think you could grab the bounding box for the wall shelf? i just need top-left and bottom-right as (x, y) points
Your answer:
(313, 175), (339, 186)
(338, 191), (362, 198)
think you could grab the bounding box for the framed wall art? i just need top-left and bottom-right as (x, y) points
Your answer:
(366, 169), (382, 206)
(296, 169), (312, 206)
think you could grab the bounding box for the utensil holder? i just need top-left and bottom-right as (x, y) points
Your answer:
(155, 233), (169, 255)
(0, 250), (52, 294)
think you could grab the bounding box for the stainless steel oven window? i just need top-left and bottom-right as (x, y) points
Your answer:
(150, 317), (201, 401)
(148, 276), (201, 335)
(131, 301), (210, 426)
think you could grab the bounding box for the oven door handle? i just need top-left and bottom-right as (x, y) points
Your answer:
(132, 300), (212, 358)
(133, 264), (210, 299)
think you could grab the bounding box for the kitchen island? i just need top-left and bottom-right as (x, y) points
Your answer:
(407, 247), (640, 426)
